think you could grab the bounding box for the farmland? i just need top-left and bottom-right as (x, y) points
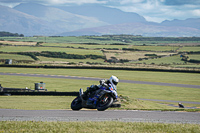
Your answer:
(0, 35), (200, 70)
(0, 35), (200, 111)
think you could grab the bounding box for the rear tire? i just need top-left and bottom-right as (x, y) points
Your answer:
(71, 97), (82, 111)
(96, 94), (113, 111)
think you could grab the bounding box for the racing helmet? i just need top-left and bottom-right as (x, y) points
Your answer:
(109, 75), (119, 88)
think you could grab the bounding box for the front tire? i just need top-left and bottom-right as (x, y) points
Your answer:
(71, 97), (82, 111)
(96, 94), (113, 111)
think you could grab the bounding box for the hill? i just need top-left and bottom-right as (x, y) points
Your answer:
(0, 3), (199, 37)
(161, 18), (200, 30)
(14, 3), (107, 32)
(0, 3), (107, 36)
(53, 4), (146, 25)
(59, 22), (200, 37)
(0, 5), (54, 36)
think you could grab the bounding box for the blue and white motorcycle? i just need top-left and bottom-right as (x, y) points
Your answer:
(71, 85), (118, 111)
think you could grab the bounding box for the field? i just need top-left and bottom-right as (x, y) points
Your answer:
(0, 54), (34, 61)
(1, 121), (200, 133)
(1, 36), (200, 109)
(0, 36), (200, 131)
(1, 36), (200, 69)
(0, 67), (200, 110)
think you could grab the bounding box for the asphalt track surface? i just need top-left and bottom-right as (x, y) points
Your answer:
(0, 109), (200, 124)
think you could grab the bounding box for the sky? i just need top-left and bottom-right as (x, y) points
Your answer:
(0, 0), (200, 23)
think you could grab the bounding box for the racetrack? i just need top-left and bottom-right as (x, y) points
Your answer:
(1, 72), (200, 123)
(0, 109), (200, 124)
(1, 72), (200, 105)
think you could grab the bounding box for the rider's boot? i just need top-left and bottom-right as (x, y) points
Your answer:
(81, 89), (89, 100)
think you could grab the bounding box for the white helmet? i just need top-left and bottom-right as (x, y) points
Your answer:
(109, 75), (119, 89)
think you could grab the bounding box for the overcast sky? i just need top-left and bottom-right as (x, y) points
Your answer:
(0, 0), (200, 23)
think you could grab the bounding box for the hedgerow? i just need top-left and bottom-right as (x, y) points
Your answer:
(16, 51), (105, 60)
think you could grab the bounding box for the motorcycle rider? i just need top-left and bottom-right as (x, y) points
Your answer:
(81, 75), (119, 105)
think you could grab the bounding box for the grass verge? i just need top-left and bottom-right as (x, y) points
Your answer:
(0, 96), (72, 110)
(0, 96), (200, 112)
(0, 121), (200, 133)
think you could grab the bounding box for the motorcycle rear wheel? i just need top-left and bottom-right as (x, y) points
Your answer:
(96, 94), (113, 111)
(71, 96), (82, 111)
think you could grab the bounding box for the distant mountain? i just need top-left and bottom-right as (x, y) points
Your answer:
(53, 4), (146, 25)
(0, 5), (55, 36)
(59, 22), (200, 37)
(0, 3), (200, 37)
(14, 3), (107, 33)
(161, 18), (200, 30)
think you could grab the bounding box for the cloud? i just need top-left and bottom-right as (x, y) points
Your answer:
(0, 0), (200, 22)
(0, 2), (20, 8)
(0, 0), (107, 5)
(109, 0), (200, 22)
(163, 0), (200, 6)
(119, 0), (145, 4)
(113, 0), (166, 21)
(0, 0), (107, 7)
(46, 0), (107, 5)
(192, 9), (200, 17)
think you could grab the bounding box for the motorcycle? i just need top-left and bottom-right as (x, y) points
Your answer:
(71, 85), (118, 111)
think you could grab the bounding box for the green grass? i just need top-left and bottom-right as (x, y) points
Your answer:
(0, 46), (103, 56)
(0, 121), (199, 133)
(0, 68), (200, 110)
(188, 54), (200, 60)
(0, 36), (122, 44)
(0, 75), (94, 92)
(105, 51), (174, 61)
(118, 83), (200, 103)
(0, 67), (199, 85)
(132, 55), (184, 65)
(0, 95), (180, 110)
(1, 39), (200, 69)
(130, 41), (200, 45)
(155, 101), (200, 110)
(0, 96), (72, 110)
(178, 46), (200, 52)
(0, 54), (34, 61)
(174, 64), (200, 68)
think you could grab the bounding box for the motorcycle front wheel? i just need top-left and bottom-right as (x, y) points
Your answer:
(96, 94), (113, 111)
(71, 96), (82, 111)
